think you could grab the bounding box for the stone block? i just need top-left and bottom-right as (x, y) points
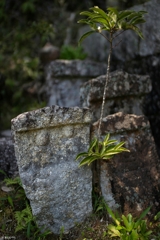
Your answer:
(80, 70), (151, 122)
(91, 112), (160, 216)
(44, 59), (106, 107)
(11, 105), (92, 234)
(0, 137), (18, 180)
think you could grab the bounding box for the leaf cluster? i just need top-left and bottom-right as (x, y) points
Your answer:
(15, 203), (51, 239)
(78, 6), (147, 44)
(0, 174), (52, 239)
(76, 134), (130, 167)
(105, 204), (152, 240)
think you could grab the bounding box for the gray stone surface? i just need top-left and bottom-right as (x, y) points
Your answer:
(91, 112), (160, 216)
(0, 137), (18, 180)
(44, 59), (106, 107)
(11, 105), (92, 234)
(80, 70), (151, 122)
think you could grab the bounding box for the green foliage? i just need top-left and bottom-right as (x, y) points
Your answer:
(0, 174), (52, 239)
(105, 204), (152, 240)
(60, 45), (87, 60)
(14, 202), (51, 239)
(76, 133), (129, 167)
(154, 211), (160, 221)
(78, 6), (147, 45)
(59, 226), (65, 240)
(15, 203), (34, 233)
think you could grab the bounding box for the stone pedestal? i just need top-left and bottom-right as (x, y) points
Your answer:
(80, 70), (151, 122)
(44, 59), (106, 107)
(91, 112), (160, 216)
(11, 105), (92, 234)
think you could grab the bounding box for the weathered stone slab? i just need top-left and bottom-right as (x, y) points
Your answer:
(91, 112), (160, 216)
(0, 137), (18, 181)
(80, 70), (151, 122)
(11, 105), (92, 234)
(44, 59), (106, 107)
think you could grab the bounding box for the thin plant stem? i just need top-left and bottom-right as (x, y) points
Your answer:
(99, 32), (110, 42)
(97, 33), (113, 138)
(113, 29), (125, 39)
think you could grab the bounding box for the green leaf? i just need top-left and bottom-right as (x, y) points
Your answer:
(117, 10), (133, 21)
(105, 204), (120, 225)
(75, 152), (88, 160)
(79, 156), (97, 167)
(114, 141), (125, 149)
(127, 12), (141, 21)
(104, 139), (117, 146)
(90, 6), (107, 19)
(78, 30), (95, 45)
(104, 133), (110, 143)
(100, 142), (106, 155)
(138, 206), (151, 221)
(122, 214), (134, 231)
(130, 229), (138, 240)
(80, 11), (96, 18)
(27, 221), (31, 238)
(95, 140), (99, 153)
(129, 15), (144, 25)
(88, 138), (98, 153)
(7, 196), (14, 208)
(91, 16), (110, 28)
(154, 211), (160, 221)
(132, 18), (146, 25)
(107, 7), (118, 16)
(77, 19), (90, 24)
(107, 224), (121, 237)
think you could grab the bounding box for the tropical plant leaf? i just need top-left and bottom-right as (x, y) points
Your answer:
(90, 6), (108, 19)
(117, 10), (133, 21)
(108, 224), (121, 237)
(79, 156), (97, 167)
(78, 30), (95, 45)
(138, 206), (151, 221)
(80, 11), (96, 18)
(107, 7), (118, 16)
(8, 196), (14, 208)
(122, 214), (134, 231)
(75, 152), (88, 160)
(105, 204), (120, 225)
(105, 138), (118, 146)
(104, 133), (110, 143)
(88, 138), (98, 153)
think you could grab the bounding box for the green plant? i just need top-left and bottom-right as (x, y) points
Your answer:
(76, 133), (129, 167)
(78, 6), (147, 137)
(60, 45), (87, 60)
(104, 204), (152, 239)
(59, 226), (65, 240)
(15, 203), (51, 239)
(15, 203), (34, 236)
(0, 174), (52, 239)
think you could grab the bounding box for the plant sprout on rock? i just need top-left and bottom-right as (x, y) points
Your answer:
(76, 6), (147, 167)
